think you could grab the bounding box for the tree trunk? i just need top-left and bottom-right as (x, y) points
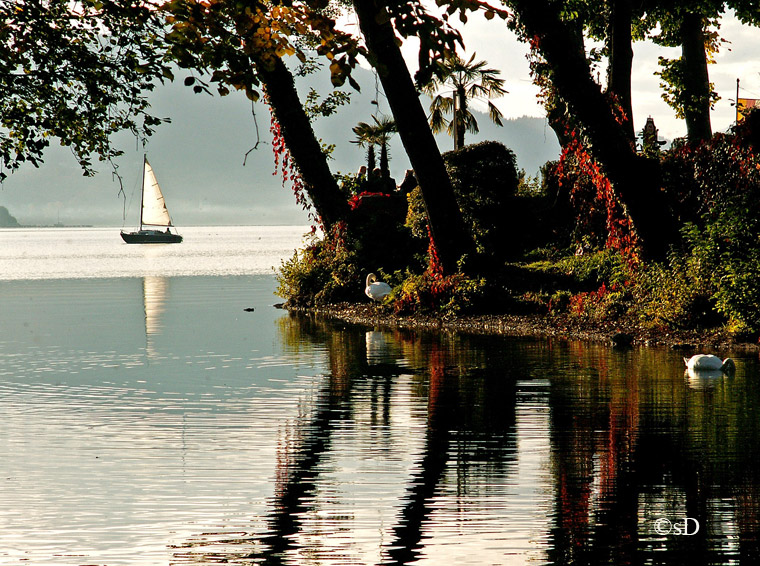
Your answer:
(456, 86), (466, 150)
(379, 141), (389, 178)
(352, 0), (474, 273)
(367, 145), (376, 172)
(510, 0), (679, 261)
(255, 57), (350, 229)
(545, 19), (584, 149)
(680, 12), (712, 142)
(606, 0), (635, 142)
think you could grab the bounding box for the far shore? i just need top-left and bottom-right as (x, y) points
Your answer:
(0, 224), (93, 228)
(287, 303), (760, 353)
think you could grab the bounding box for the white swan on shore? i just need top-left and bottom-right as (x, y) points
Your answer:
(365, 273), (391, 302)
(683, 354), (735, 373)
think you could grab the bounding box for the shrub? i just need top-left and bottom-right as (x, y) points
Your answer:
(683, 219), (760, 331)
(405, 141), (522, 266)
(567, 283), (628, 321)
(277, 172), (422, 307)
(443, 141), (519, 261)
(392, 272), (487, 318)
(554, 248), (630, 288)
(629, 248), (723, 330)
(276, 225), (363, 306)
(653, 121), (760, 332)
(347, 190), (419, 273)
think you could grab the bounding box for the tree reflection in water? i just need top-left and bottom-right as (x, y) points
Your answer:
(173, 314), (760, 565)
(545, 342), (760, 565)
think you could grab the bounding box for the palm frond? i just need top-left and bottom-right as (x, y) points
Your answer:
(430, 107), (449, 133)
(488, 101), (504, 127)
(461, 111), (479, 134)
(421, 51), (506, 145)
(430, 94), (455, 114)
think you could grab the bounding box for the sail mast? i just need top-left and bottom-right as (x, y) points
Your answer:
(139, 154), (146, 231)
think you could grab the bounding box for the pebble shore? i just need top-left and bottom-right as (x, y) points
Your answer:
(287, 302), (760, 353)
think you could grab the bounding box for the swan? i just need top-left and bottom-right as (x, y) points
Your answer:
(365, 273), (391, 302)
(683, 354), (735, 374)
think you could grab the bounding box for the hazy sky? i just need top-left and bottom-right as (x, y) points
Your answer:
(437, 7), (760, 140)
(1, 8), (758, 226)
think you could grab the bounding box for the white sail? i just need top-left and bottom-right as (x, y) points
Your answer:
(141, 159), (173, 227)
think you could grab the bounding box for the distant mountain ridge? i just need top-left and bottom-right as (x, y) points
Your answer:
(2, 65), (560, 226)
(0, 206), (19, 227)
(309, 66), (560, 178)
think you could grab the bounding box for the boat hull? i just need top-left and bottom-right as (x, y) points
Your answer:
(121, 230), (183, 244)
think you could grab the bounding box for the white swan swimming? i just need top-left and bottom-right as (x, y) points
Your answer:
(365, 273), (391, 302)
(683, 354), (735, 373)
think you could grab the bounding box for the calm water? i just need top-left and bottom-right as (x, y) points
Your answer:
(1, 228), (759, 565)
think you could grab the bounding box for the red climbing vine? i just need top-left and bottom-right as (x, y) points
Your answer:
(556, 128), (640, 267)
(269, 110), (319, 232)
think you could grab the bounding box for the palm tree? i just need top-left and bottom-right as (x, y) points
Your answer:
(352, 115), (397, 178)
(423, 53), (507, 150)
(352, 120), (377, 174)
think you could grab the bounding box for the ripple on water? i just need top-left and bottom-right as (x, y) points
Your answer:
(3, 274), (760, 565)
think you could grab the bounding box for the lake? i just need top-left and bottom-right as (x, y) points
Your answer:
(1, 227), (759, 565)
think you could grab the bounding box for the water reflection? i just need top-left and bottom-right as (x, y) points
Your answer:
(685, 367), (727, 389)
(143, 276), (168, 359)
(174, 315), (521, 565)
(173, 316), (760, 566)
(544, 342), (760, 565)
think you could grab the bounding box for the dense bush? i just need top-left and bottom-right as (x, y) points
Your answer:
(347, 190), (419, 273)
(630, 251), (721, 329)
(407, 141), (530, 267)
(392, 272), (488, 318)
(277, 173), (422, 307)
(276, 225), (363, 306)
(631, 116), (760, 332)
(666, 118), (759, 331)
(443, 141), (519, 255)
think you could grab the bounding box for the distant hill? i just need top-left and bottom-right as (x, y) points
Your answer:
(1, 65), (560, 226)
(0, 206), (19, 227)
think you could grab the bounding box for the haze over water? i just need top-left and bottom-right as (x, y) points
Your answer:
(1, 226), (759, 565)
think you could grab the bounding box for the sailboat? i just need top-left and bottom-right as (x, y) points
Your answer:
(121, 156), (183, 244)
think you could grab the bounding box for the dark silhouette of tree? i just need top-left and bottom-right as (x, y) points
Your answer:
(162, 0), (354, 229)
(422, 52), (507, 150)
(0, 0), (170, 180)
(351, 0), (476, 273)
(352, 115), (397, 178)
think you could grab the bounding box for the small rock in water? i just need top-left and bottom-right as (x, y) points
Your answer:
(243, 307), (255, 312)
(610, 332), (634, 348)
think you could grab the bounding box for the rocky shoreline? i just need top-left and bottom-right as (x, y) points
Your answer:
(286, 302), (760, 353)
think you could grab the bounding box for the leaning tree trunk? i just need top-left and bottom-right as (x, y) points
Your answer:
(254, 56), (350, 229)
(606, 0), (635, 142)
(680, 12), (712, 142)
(510, 0), (679, 261)
(352, 0), (474, 273)
(542, 19), (583, 149)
